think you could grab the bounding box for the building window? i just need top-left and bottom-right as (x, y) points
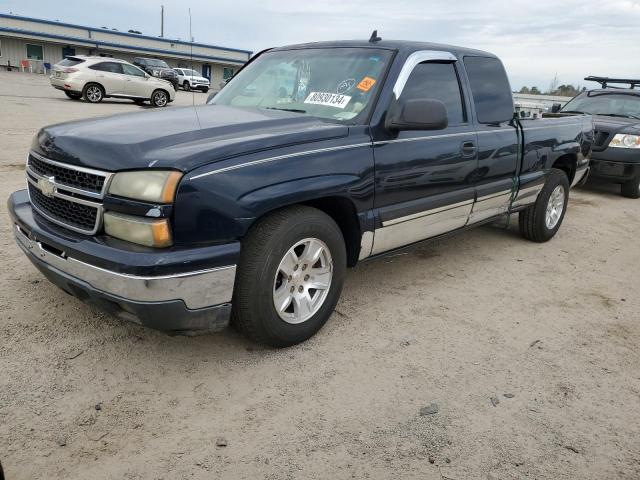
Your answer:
(223, 67), (235, 81)
(26, 44), (44, 61)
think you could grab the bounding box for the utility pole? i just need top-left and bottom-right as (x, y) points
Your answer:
(160, 5), (164, 37)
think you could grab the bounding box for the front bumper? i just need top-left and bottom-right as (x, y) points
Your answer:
(589, 156), (640, 183)
(9, 190), (238, 335)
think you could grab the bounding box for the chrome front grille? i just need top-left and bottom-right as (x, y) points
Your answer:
(26, 152), (112, 235)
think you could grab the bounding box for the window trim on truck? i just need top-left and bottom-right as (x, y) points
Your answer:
(393, 50), (457, 99)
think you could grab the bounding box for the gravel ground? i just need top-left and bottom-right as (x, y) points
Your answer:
(0, 71), (639, 480)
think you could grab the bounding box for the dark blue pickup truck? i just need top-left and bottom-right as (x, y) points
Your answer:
(8, 39), (593, 346)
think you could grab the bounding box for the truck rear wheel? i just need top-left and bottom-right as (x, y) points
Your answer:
(519, 168), (570, 242)
(231, 206), (347, 347)
(621, 176), (640, 199)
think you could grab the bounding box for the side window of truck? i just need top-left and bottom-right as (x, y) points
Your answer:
(399, 62), (466, 125)
(463, 56), (514, 124)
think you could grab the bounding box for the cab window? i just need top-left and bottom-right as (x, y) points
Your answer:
(399, 62), (466, 125)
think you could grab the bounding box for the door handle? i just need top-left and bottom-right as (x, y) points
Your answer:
(461, 141), (477, 158)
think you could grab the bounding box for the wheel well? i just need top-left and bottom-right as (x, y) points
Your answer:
(83, 82), (104, 92)
(551, 154), (577, 184)
(302, 197), (361, 268)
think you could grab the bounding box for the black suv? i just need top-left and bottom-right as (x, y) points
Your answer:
(559, 76), (640, 198)
(133, 57), (178, 90)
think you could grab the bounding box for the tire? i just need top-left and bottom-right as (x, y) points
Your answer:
(64, 91), (81, 100)
(183, 81), (191, 92)
(519, 168), (570, 242)
(231, 206), (347, 347)
(621, 175), (640, 199)
(150, 89), (169, 107)
(201, 88), (209, 93)
(82, 83), (104, 103)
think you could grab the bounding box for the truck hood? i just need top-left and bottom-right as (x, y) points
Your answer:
(593, 115), (640, 134)
(33, 105), (349, 172)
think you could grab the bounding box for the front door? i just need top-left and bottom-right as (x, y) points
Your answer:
(122, 63), (150, 98)
(372, 59), (478, 255)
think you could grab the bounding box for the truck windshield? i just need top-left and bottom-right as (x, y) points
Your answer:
(145, 59), (170, 68)
(211, 48), (393, 123)
(562, 92), (640, 119)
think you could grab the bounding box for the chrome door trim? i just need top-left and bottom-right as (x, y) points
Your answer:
(372, 201), (473, 255)
(511, 184), (544, 208)
(359, 231), (374, 260)
(382, 199), (473, 227)
(467, 190), (512, 224)
(393, 50), (457, 99)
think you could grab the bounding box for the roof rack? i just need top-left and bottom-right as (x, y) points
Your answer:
(585, 76), (640, 89)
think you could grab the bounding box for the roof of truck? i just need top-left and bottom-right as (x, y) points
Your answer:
(270, 39), (497, 58)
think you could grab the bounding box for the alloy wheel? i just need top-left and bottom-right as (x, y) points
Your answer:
(86, 85), (102, 102)
(272, 238), (333, 324)
(545, 185), (565, 229)
(153, 91), (168, 107)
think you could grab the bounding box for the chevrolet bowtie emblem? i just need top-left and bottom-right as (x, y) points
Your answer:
(37, 176), (56, 198)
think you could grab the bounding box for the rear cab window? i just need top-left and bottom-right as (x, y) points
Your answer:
(463, 56), (514, 124)
(398, 62), (467, 125)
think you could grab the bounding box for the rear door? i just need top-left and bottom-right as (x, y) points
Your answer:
(462, 56), (519, 224)
(372, 54), (478, 255)
(89, 61), (125, 95)
(122, 63), (150, 98)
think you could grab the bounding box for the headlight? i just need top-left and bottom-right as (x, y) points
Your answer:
(610, 134), (640, 149)
(152, 69), (160, 76)
(104, 212), (172, 248)
(108, 170), (182, 203)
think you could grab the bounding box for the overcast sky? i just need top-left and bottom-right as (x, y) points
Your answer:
(4, 0), (640, 90)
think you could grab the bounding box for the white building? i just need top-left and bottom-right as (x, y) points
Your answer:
(0, 13), (251, 87)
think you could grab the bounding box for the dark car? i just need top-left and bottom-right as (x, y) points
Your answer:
(9, 38), (593, 347)
(132, 57), (178, 90)
(559, 76), (640, 198)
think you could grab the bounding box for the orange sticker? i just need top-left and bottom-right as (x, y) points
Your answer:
(357, 76), (376, 92)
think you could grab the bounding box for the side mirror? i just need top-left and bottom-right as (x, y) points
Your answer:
(551, 103), (562, 113)
(387, 99), (448, 131)
(206, 91), (217, 103)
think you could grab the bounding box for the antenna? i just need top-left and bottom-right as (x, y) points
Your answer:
(369, 30), (382, 43)
(160, 5), (164, 37)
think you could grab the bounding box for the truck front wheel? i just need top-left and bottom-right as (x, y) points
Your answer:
(621, 175), (640, 199)
(519, 168), (570, 242)
(231, 206), (347, 347)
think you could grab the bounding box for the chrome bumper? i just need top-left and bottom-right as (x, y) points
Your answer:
(14, 224), (236, 310)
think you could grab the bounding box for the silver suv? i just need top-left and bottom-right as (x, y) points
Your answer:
(50, 56), (176, 107)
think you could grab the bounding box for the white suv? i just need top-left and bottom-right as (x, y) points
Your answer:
(173, 68), (211, 93)
(50, 56), (176, 107)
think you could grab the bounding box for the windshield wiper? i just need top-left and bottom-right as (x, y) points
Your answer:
(265, 107), (307, 114)
(598, 113), (640, 120)
(559, 110), (584, 114)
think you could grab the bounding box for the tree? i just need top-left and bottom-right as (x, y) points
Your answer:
(530, 86), (541, 95)
(519, 86), (530, 94)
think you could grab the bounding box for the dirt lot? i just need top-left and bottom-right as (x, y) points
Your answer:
(0, 71), (639, 480)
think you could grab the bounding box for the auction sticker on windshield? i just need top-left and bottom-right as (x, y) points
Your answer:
(304, 92), (351, 109)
